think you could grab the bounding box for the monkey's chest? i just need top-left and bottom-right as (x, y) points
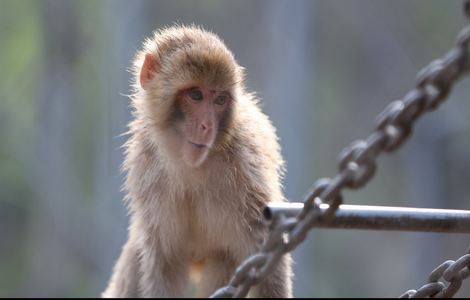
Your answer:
(183, 198), (242, 258)
(187, 209), (228, 249)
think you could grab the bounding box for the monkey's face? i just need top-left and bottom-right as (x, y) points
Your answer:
(175, 85), (232, 167)
(136, 30), (241, 169)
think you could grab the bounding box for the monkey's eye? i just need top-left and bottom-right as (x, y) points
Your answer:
(215, 95), (227, 105)
(188, 88), (203, 101)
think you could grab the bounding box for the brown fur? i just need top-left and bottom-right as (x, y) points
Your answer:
(102, 25), (293, 298)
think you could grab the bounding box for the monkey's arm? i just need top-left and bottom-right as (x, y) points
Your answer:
(102, 238), (140, 298)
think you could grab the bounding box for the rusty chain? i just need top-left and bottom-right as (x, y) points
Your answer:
(210, 1), (470, 298)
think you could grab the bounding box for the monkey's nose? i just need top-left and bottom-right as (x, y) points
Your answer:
(200, 122), (213, 132)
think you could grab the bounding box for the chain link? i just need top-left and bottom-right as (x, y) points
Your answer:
(400, 248), (470, 298)
(210, 3), (470, 298)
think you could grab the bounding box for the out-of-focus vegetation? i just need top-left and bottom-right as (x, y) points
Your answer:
(0, 0), (469, 297)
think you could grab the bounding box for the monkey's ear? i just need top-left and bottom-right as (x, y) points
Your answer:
(140, 53), (159, 90)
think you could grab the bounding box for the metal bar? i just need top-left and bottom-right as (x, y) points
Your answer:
(264, 202), (470, 233)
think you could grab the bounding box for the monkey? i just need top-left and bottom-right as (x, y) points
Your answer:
(102, 25), (293, 298)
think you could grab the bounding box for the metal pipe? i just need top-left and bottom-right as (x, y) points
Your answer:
(263, 202), (470, 233)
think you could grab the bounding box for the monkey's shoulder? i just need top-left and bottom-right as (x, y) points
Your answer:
(232, 102), (284, 170)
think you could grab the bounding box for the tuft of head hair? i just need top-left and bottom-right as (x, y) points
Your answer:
(134, 25), (244, 92)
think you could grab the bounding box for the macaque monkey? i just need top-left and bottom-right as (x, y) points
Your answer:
(102, 25), (293, 298)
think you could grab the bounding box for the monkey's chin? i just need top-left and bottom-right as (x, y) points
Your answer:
(182, 141), (210, 168)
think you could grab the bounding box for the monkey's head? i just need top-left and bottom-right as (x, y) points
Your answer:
(132, 25), (244, 168)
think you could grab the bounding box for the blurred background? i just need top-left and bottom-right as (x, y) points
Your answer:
(1, 0), (470, 297)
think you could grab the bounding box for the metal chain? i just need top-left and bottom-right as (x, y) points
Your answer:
(211, 2), (470, 298)
(400, 247), (470, 298)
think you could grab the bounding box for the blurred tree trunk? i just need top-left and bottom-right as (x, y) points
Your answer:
(92, 0), (151, 293)
(403, 111), (462, 286)
(26, 0), (151, 296)
(27, 0), (83, 296)
(260, 0), (316, 296)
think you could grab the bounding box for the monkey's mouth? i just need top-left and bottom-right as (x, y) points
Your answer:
(188, 140), (208, 149)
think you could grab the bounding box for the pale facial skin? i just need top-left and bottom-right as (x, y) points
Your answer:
(177, 86), (231, 167)
(139, 53), (232, 168)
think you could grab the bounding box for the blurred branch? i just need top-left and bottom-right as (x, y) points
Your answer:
(464, 0), (470, 18)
